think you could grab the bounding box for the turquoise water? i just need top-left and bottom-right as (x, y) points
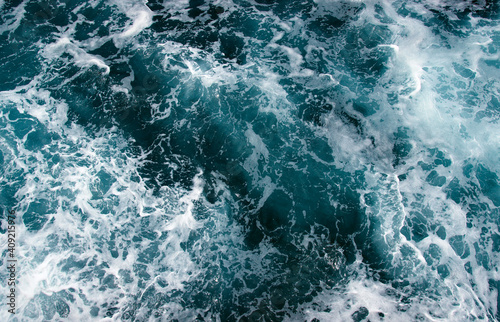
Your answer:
(1, 0), (500, 320)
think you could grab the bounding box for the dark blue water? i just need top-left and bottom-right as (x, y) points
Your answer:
(1, 0), (500, 320)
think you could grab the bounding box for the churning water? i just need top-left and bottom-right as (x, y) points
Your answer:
(1, 0), (500, 320)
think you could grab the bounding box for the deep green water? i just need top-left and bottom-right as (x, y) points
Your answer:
(1, 0), (500, 320)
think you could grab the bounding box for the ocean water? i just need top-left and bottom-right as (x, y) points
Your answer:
(0, 0), (499, 320)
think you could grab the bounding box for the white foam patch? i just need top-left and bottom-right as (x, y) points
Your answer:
(371, 1), (500, 173)
(254, 69), (293, 122)
(0, 86), (214, 320)
(305, 0), (500, 318)
(119, 9), (152, 39)
(43, 37), (110, 74)
(293, 254), (490, 321)
(111, 1), (153, 47)
(158, 40), (240, 91)
(183, 59), (237, 88)
(0, 86), (68, 134)
(294, 276), (406, 321)
(0, 0), (27, 35)
(243, 124), (270, 181)
(166, 171), (204, 233)
(320, 110), (377, 170)
(267, 44), (314, 77)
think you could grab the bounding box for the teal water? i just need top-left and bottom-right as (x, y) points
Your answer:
(1, 0), (500, 320)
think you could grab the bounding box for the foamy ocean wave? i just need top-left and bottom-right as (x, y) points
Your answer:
(0, 0), (499, 320)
